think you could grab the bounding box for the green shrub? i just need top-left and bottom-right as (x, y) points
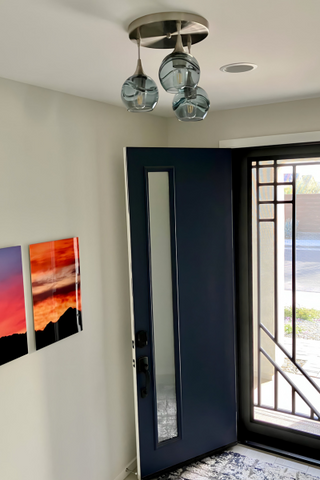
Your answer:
(284, 306), (292, 318)
(284, 323), (292, 334)
(284, 323), (303, 335)
(284, 306), (320, 321)
(297, 306), (320, 320)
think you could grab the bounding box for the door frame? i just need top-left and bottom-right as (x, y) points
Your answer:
(220, 131), (320, 149)
(233, 142), (320, 464)
(124, 148), (142, 479)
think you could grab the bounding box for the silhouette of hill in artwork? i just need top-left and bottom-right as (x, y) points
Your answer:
(0, 333), (28, 366)
(35, 307), (82, 350)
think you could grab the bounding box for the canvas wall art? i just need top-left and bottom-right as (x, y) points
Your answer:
(0, 246), (28, 365)
(29, 237), (82, 350)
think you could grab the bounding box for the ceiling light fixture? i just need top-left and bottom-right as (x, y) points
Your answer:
(121, 32), (159, 113)
(121, 12), (210, 121)
(158, 21), (200, 94)
(172, 85), (210, 122)
(172, 37), (210, 122)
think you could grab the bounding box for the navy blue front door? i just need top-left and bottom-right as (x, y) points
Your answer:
(125, 147), (237, 478)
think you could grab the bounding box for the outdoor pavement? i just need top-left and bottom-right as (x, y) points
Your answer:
(286, 239), (320, 249)
(283, 290), (320, 309)
(284, 235), (320, 305)
(283, 337), (320, 379)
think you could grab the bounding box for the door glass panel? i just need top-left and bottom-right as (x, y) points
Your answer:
(259, 186), (274, 201)
(278, 158), (320, 164)
(252, 169), (258, 405)
(277, 185), (292, 201)
(295, 392), (311, 417)
(259, 168), (274, 183)
(259, 204), (274, 219)
(260, 353), (275, 409)
(147, 171), (178, 443)
(277, 374), (292, 412)
(259, 222), (275, 335)
(278, 203), (293, 357)
(295, 165), (320, 372)
(260, 332), (283, 411)
(277, 166), (293, 183)
(252, 159), (320, 437)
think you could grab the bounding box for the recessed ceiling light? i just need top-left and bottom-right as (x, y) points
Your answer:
(220, 63), (257, 73)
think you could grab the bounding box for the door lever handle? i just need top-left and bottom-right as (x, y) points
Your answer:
(137, 356), (150, 398)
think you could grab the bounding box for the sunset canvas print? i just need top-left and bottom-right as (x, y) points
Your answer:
(0, 246), (28, 366)
(30, 237), (82, 350)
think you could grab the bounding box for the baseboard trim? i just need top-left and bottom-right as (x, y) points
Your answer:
(114, 457), (137, 480)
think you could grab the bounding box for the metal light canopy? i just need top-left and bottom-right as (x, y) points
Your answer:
(128, 12), (209, 49)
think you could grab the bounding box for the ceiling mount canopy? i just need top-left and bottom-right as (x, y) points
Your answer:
(121, 12), (210, 121)
(128, 12), (209, 50)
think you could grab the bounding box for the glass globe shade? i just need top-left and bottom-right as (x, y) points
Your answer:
(121, 73), (159, 112)
(172, 86), (210, 122)
(159, 52), (200, 94)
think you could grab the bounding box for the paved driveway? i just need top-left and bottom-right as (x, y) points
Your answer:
(285, 247), (320, 293)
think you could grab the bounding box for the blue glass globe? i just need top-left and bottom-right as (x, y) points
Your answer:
(159, 52), (200, 94)
(121, 73), (159, 112)
(172, 86), (210, 122)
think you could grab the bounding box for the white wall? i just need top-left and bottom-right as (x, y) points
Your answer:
(0, 77), (167, 480)
(167, 98), (320, 147)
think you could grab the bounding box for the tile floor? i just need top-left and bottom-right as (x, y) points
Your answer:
(126, 444), (320, 479)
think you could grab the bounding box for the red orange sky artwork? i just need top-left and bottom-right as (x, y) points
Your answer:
(0, 246), (26, 338)
(29, 237), (82, 336)
(0, 245), (28, 365)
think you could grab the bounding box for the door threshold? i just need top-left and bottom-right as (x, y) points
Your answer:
(142, 441), (237, 480)
(242, 441), (320, 467)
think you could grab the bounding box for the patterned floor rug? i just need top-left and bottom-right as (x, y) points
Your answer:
(154, 451), (320, 480)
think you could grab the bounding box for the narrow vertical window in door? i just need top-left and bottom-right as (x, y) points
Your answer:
(252, 157), (320, 435)
(147, 169), (181, 445)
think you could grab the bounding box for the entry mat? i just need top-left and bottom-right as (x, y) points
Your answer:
(154, 451), (320, 480)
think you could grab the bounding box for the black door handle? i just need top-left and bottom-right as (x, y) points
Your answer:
(138, 356), (150, 398)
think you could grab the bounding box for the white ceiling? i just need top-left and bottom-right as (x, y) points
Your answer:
(0, 0), (320, 117)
